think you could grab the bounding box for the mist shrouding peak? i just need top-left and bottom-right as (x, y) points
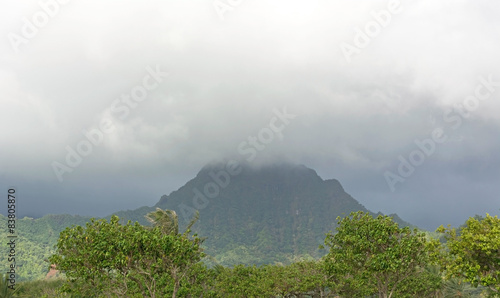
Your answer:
(1, 0), (499, 233)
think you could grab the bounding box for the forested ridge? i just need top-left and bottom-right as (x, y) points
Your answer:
(4, 210), (499, 297)
(0, 214), (92, 281)
(126, 162), (417, 266)
(1, 163), (498, 296)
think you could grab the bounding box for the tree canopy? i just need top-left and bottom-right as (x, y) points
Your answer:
(323, 211), (440, 298)
(437, 213), (500, 295)
(42, 209), (500, 297)
(49, 215), (204, 297)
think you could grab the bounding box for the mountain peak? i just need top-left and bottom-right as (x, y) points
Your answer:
(131, 160), (416, 266)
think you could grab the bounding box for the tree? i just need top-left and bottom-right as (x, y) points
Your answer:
(49, 215), (204, 297)
(441, 277), (480, 298)
(437, 213), (500, 295)
(146, 207), (180, 235)
(323, 211), (436, 298)
(265, 260), (328, 297)
(213, 264), (275, 297)
(391, 265), (442, 297)
(145, 208), (199, 236)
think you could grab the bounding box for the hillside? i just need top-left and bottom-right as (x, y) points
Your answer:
(135, 161), (414, 265)
(3, 161), (416, 280)
(0, 214), (93, 281)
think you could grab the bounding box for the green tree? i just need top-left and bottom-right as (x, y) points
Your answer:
(212, 264), (271, 297)
(441, 277), (479, 298)
(323, 211), (435, 298)
(145, 208), (199, 236)
(146, 207), (179, 234)
(265, 260), (328, 297)
(392, 265), (442, 297)
(49, 215), (204, 297)
(437, 213), (500, 296)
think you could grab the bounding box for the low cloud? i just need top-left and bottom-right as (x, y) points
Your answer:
(0, 0), (499, 229)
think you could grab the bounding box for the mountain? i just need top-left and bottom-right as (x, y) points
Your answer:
(5, 161), (417, 280)
(116, 161), (415, 266)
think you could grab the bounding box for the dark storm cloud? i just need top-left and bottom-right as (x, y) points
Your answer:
(0, 0), (499, 228)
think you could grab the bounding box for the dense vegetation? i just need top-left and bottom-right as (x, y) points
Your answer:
(0, 163), (415, 283)
(1, 164), (498, 296)
(437, 214), (500, 294)
(0, 214), (92, 281)
(147, 163), (416, 266)
(5, 210), (497, 297)
(323, 212), (440, 297)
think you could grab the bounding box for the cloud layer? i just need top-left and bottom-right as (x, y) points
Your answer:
(1, 0), (499, 229)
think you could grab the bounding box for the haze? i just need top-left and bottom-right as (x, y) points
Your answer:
(1, 0), (499, 230)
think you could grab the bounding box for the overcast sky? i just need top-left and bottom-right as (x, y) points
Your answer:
(1, 0), (499, 230)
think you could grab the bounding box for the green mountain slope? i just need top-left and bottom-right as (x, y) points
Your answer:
(0, 214), (92, 281)
(3, 161), (417, 280)
(149, 161), (415, 265)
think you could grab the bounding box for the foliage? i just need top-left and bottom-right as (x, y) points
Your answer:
(437, 214), (500, 295)
(9, 208), (499, 298)
(145, 208), (199, 236)
(441, 277), (483, 298)
(1, 163), (418, 281)
(208, 260), (328, 297)
(0, 214), (92, 281)
(49, 215), (204, 297)
(212, 264), (275, 297)
(323, 211), (436, 298)
(15, 278), (68, 298)
(391, 265), (442, 297)
(0, 274), (20, 297)
(264, 260), (328, 297)
(154, 163), (416, 268)
(145, 208), (180, 235)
